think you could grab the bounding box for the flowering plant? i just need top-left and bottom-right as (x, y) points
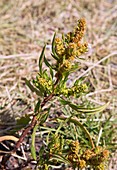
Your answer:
(16, 19), (109, 169)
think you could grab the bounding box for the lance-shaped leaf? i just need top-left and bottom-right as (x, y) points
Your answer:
(25, 79), (43, 96)
(44, 55), (52, 68)
(49, 154), (70, 165)
(51, 32), (59, 60)
(49, 66), (54, 79)
(31, 145), (36, 161)
(39, 110), (49, 125)
(34, 99), (41, 113)
(44, 55), (54, 79)
(31, 124), (38, 160)
(39, 44), (46, 74)
(58, 116), (95, 148)
(69, 102), (109, 114)
(60, 98), (109, 114)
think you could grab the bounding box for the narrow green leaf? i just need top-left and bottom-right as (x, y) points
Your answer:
(25, 79), (42, 96)
(31, 124), (38, 160)
(39, 45), (46, 74)
(44, 55), (51, 68)
(52, 32), (56, 54)
(31, 145), (36, 160)
(39, 111), (49, 125)
(17, 115), (31, 127)
(69, 102), (109, 114)
(34, 99), (41, 113)
(51, 53), (59, 60)
(62, 33), (65, 41)
(59, 99), (71, 105)
(49, 154), (70, 165)
(49, 66), (54, 79)
(44, 55), (54, 79)
(60, 98), (109, 114)
(51, 33), (59, 60)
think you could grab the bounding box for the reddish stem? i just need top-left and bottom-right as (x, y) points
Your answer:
(13, 77), (59, 152)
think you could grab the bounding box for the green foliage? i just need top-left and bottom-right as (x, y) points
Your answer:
(17, 19), (113, 169)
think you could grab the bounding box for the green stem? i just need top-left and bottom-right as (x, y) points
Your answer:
(58, 116), (95, 149)
(31, 124), (39, 160)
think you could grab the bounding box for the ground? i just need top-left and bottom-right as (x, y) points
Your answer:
(0, 0), (117, 169)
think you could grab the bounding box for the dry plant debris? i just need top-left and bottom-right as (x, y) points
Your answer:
(0, 0), (117, 169)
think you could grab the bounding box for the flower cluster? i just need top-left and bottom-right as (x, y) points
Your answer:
(49, 134), (62, 155)
(54, 18), (88, 74)
(67, 141), (109, 170)
(67, 141), (86, 169)
(73, 18), (86, 43)
(33, 75), (53, 94)
(55, 37), (65, 57)
(56, 83), (88, 97)
(83, 147), (109, 170)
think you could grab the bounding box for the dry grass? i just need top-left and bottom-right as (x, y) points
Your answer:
(0, 0), (117, 169)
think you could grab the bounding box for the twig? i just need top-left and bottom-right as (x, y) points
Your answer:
(13, 115), (37, 151)
(0, 136), (18, 143)
(96, 127), (103, 146)
(78, 51), (117, 79)
(0, 53), (38, 59)
(13, 77), (59, 152)
(86, 88), (112, 97)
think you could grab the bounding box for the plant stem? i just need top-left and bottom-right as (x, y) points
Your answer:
(13, 77), (60, 152)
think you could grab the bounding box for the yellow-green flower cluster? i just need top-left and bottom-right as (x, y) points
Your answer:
(79, 159), (86, 169)
(82, 146), (109, 169)
(69, 140), (80, 154)
(33, 76), (53, 94)
(66, 42), (77, 58)
(59, 60), (72, 72)
(67, 142), (109, 169)
(56, 83), (88, 97)
(71, 84), (88, 95)
(38, 77), (52, 91)
(67, 141), (86, 169)
(49, 135), (62, 155)
(73, 18), (86, 43)
(54, 19), (88, 74)
(55, 37), (65, 57)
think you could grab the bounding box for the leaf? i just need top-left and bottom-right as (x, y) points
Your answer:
(39, 45), (46, 74)
(51, 53), (59, 61)
(49, 154), (70, 165)
(62, 33), (65, 41)
(52, 32), (56, 54)
(12, 114), (31, 133)
(25, 79), (42, 96)
(44, 55), (52, 68)
(74, 77), (86, 85)
(59, 99), (71, 105)
(39, 111), (49, 125)
(59, 98), (109, 114)
(31, 145), (36, 160)
(44, 55), (54, 79)
(51, 33), (59, 60)
(49, 66), (54, 79)
(17, 114), (31, 127)
(31, 124), (38, 160)
(34, 99), (41, 113)
(69, 102), (109, 114)
(59, 72), (69, 88)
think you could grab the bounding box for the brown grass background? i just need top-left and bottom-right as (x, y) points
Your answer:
(0, 0), (117, 169)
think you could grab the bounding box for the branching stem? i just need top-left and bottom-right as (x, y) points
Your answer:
(13, 77), (60, 152)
